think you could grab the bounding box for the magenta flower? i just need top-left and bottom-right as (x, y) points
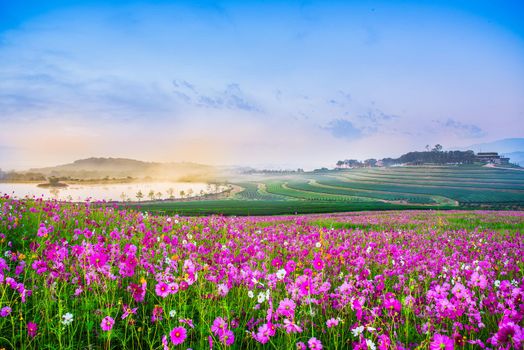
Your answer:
(296, 341), (307, 350)
(276, 298), (296, 318)
(151, 305), (163, 323)
(0, 306), (12, 317)
(308, 337), (323, 349)
(283, 319), (303, 334)
(255, 323), (270, 344)
(211, 317), (228, 336)
(27, 322), (38, 338)
(429, 334), (454, 350)
(121, 304), (138, 320)
(326, 318), (339, 328)
(168, 282), (179, 295)
(170, 326), (187, 345)
(378, 334), (391, 350)
(100, 316), (114, 331)
(89, 252), (108, 269)
(312, 256), (325, 271)
(217, 283), (229, 297)
(155, 282), (170, 298)
(180, 318), (195, 328)
(161, 335), (169, 350)
(219, 329), (235, 346)
(37, 225), (48, 237)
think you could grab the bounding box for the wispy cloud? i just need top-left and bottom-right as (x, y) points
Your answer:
(172, 80), (261, 112)
(322, 119), (363, 139)
(434, 118), (486, 138)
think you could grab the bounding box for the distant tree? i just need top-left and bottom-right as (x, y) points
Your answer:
(136, 190), (144, 202)
(167, 188), (175, 199)
(187, 188), (194, 197)
(148, 190), (155, 201)
(432, 144), (443, 152)
(48, 177), (60, 186)
(156, 191), (162, 200)
(425, 144), (430, 152)
(336, 160), (344, 167)
(120, 192), (127, 202)
(364, 159), (377, 167)
(179, 190), (186, 198)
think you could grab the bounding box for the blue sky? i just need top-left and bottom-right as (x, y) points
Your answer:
(1, 0), (523, 169)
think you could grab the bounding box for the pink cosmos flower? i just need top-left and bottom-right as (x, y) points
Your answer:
(217, 283), (229, 297)
(0, 306), (12, 317)
(255, 323), (270, 344)
(151, 305), (163, 323)
(211, 317), (228, 336)
(296, 341), (306, 350)
(161, 335), (169, 350)
(312, 256), (325, 271)
(155, 282), (170, 298)
(37, 225), (48, 237)
(377, 334), (391, 350)
(89, 252), (108, 269)
(100, 316), (114, 331)
(121, 304), (138, 320)
(128, 281), (147, 302)
(308, 337), (323, 349)
(276, 298), (296, 318)
(170, 326), (187, 345)
(283, 319), (303, 334)
(429, 334), (454, 350)
(169, 282), (179, 295)
(219, 329), (235, 346)
(27, 322), (38, 338)
(326, 318), (339, 328)
(180, 318), (195, 328)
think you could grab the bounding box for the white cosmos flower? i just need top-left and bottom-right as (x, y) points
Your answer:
(351, 326), (364, 337)
(276, 269), (286, 280)
(61, 312), (74, 325)
(248, 290), (254, 298)
(315, 242), (321, 248)
(257, 292), (266, 303)
(169, 310), (176, 318)
(366, 339), (376, 350)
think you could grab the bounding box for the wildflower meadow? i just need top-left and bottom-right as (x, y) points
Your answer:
(0, 195), (523, 349)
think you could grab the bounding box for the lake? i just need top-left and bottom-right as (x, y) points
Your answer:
(0, 182), (224, 202)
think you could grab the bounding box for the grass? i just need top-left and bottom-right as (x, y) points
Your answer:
(125, 200), (453, 216)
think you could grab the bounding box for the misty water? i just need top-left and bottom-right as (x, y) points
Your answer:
(0, 182), (224, 202)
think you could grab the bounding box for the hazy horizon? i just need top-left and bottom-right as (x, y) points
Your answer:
(1, 0), (523, 171)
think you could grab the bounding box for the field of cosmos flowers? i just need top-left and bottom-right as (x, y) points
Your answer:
(0, 194), (523, 349)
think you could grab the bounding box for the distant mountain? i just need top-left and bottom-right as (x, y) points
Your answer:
(505, 152), (524, 166)
(460, 138), (524, 165)
(463, 138), (524, 154)
(27, 157), (220, 181)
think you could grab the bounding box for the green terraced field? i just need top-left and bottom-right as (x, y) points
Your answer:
(126, 165), (524, 215)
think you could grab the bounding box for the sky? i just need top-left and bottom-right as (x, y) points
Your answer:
(0, 0), (523, 170)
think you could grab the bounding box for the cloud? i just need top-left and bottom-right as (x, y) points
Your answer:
(323, 119), (363, 139)
(172, 80), (261, 113)
(358, 107), (399, 124)
(434, 118), (486, 138)
(0, 67), (176, 123)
